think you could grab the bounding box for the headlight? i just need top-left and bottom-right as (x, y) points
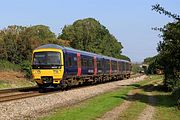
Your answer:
(53, 70), (59, 74)
(34, 70), (41, 74)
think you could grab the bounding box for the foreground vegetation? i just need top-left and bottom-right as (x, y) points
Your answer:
(41, 87), (132, 120)
(143, 4), (180, 105)
(154, 89), (180, 120)
(0, 78), (35, 89)
(0, 18), (130, 80)
(0, 60), (35, 89)
(39, 75), (179, 120)
(0, 18), (129, 65)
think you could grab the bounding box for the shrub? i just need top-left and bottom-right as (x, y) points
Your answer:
(0, 60), (21, 71)
(20, 60), (32, 79)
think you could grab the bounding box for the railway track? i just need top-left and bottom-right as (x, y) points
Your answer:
(0, 86), (43, 103)
(0, 86), (39, 93)
(0, 91), (43, 102)
(0, 74), (143, 103)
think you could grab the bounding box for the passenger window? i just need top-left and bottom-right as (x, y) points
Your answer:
(89, 59), (93, 67)
(67, 56), (72, 67)
(97, 60), (101, 69)
(73, 56), (77, 66)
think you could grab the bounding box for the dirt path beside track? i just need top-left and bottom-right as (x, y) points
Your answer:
(97, 79), (157, 120)
(96, 91), (134, 120)
(137, 86), (156, 120)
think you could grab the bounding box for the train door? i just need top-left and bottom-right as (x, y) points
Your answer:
(77, 53), (81, 76)
(94, 56), (97, 76)
(110, 60), (112, 75)
(117, 61), (119, 73)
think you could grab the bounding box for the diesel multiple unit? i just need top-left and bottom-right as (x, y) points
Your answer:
(32, 44), (131, 88)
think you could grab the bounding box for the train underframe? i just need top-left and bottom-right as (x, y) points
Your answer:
(36, 73), (131, 89)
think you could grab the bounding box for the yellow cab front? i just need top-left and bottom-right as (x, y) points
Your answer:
(31, 48), (64, 87)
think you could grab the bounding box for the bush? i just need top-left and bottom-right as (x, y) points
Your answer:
(0, 60), (21, 71)
(172, 88), (180, 109)
(132, 64), (143, 74)
(20, 60), (32, 79)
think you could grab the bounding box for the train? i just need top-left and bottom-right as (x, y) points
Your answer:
(31, 44), (132, 88)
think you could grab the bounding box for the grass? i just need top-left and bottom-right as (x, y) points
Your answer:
(118, 89), (148, 120)
(40, 87), (133, 120)
(153, 90), (180, 120)
(0, 60), (35, 89)
(40, 75), (159, 120)
(118, 76), (162, 120)
(40, 75), (180, 120)
(0, 80), (11, 89)
(0, 79), (36, 89)
(118, 75), (180, 120)
(0, 60), (21, 71)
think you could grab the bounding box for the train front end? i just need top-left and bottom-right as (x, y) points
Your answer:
(31, 44), (64, 88)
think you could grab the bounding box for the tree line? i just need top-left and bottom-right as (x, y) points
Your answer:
(0, 18), (130, 65)
(144, 4), (180, 103)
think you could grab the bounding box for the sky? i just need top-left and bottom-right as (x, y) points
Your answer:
(0, 0), (180, 62)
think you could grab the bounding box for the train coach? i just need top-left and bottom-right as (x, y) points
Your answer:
(32, 44), (131, 88)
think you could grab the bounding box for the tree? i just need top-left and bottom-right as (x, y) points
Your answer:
(0, 39), (7, 60)
(58, 18), (123, 59)
(144, 55), (164, 74)
(1, 25), (26, 63)
(152, 4), (180, 90)
(19, 25), (56, 61)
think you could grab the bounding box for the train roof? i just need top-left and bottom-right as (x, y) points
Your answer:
(35, 44), (130, 63)
(35, 44), (64, 50)
(64, 47), (96, 56)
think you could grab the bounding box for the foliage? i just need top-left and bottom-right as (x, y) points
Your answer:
(58, 18), (124, 59)
(144, 56), (156, 64)
(144, 55), (164, 74)
(119, 54), (131, 61)
(131, 63), (143, 73)
(152, 4), (180, 91)
(0, 25), (70, 64)
(0, 60), (21, 71)
(154, 90), (180, 119)
(0, 19), (130, 78)
(41, 87), (133, 120)
(152, 4), (180, 21)
(0, 25), (72, 78)
(20, 60), (32, 79)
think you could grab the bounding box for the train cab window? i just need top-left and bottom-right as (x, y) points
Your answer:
(33, 52), (61, 65)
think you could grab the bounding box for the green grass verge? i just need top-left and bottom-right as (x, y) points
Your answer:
(119, 75), (180, 120)
(40, 75), (160, 120)
(118, 90), (148, 120)
(41, 87), (133, 120)
(117, 76), (162, 120)
(153, 91), (180, 120)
